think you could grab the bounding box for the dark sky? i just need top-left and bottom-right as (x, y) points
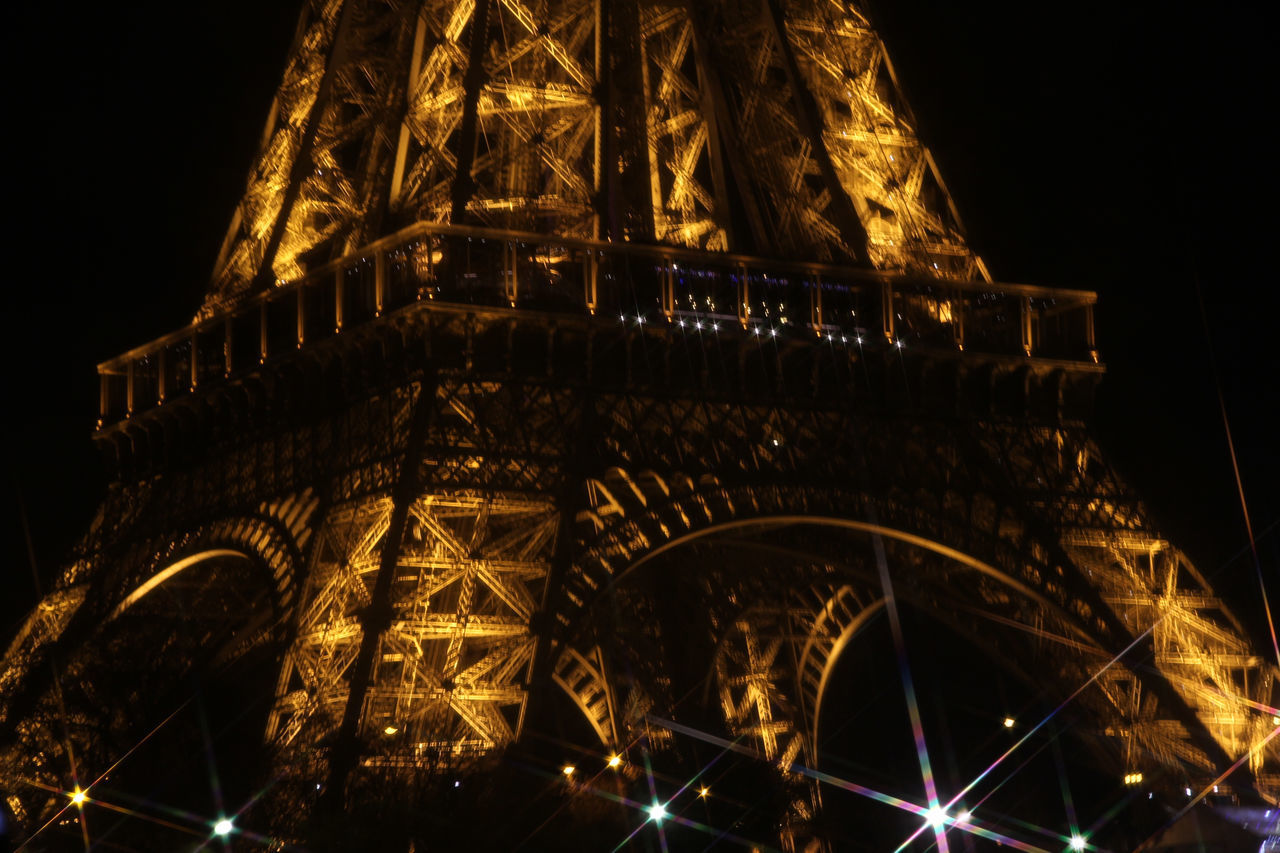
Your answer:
(4, 2), (1275, 651)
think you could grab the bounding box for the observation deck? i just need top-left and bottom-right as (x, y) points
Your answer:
(97, 222), (1100, 430)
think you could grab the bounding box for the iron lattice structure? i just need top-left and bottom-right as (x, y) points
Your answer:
(3, 1), (1277, 850)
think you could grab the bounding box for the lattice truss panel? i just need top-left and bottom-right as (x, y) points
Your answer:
(1069, 539), (1275, 777)
(396, 0), (600, 233)
(638, 5), (728, 251)
(975, 422), (1279, 784)
(212, 0), (347, 299)
(774, 2), (979, 275)
(711, 583), (884, 832)
(265, 373), (572, 771)
(206, 0), (984, 314)
(267, 491), (557, 766)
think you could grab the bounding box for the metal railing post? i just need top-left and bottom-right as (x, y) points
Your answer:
(1021, 295), (1034, 356)
(335, 268), (345, 332)
(375, 250), (386, 316)
(881, 281), (895, 343)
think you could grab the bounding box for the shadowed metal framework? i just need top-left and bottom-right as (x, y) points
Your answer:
(2, 1), (1276, 850)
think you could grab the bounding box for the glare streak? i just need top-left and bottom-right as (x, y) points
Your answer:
(866, 527), (948, 852)
(647, 716), (1048, 851)
(893, 624), (1157, 852)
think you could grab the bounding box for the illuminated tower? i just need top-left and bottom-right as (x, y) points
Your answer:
(2, 1), (1275, 850)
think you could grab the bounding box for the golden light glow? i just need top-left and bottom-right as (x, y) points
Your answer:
(562, 764), (576, 777)
(698, 786), (709, 798)
(1003, 717), (1015, 728)
(70, 787), (87, 806)
(607, 754), (622, 768)
(383, 725), (398, 735)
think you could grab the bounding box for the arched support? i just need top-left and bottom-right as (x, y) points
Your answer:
(110, 549), (251, 619)
(551, 645), (619, 749)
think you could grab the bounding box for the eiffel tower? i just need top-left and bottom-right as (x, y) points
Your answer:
(2, 0), (1276, 850)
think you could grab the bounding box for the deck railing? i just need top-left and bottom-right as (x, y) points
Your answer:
(98, 221), (1099, 428)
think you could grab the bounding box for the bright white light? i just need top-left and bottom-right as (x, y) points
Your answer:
(213, 818), (234, 837)
(1185, 787), (1192, 797)
(926, 806), (947, 829)
(562, 765), (576, 777)
(647, 802), (667, 822)
(608, 754), (622, 768)
(70, 787), (87, 806)
(1003, 717), (1015, 728)
(770, 328), (778, 337)
(698, 786), (710, 798)
(1069, 834), (1087, 851)
(956, 810), (971, 824)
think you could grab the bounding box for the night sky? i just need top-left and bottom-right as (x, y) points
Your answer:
(1, 0), (1275, 842)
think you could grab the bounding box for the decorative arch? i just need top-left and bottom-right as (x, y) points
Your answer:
(552, 462), (1256, 801)
(110, 549), (252, 619)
